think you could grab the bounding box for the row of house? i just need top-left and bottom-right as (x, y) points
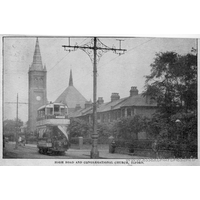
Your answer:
(70, 86), (157, 123)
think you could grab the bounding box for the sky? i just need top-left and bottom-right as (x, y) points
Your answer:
(3, 36), (197, 123)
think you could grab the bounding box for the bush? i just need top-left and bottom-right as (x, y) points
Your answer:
(114, 139), (197, 153)
(68, 118), (92, 138)
(70, 137), (79, 145)
(26, 135), (37, 144)
(83, 138), (92, 145)
(114, 115), (148, 141)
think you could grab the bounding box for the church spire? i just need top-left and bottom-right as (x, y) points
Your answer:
(69, 69), (73, 86)
(30, 38), (43, 71)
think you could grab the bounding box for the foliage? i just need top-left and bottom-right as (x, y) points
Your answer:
(115, 138), (197, 154)
(143, 52), (197, 116)
(97, 122), (115, 138)
(69, 118), (117, 141)
(114, 115), (148, 141)
(26, 135), (37, 144)
(3, 119), (23, 136)
(142, 51), (197, 145)
(68, 118), (92, 138)
(70, 137), (79, 145)
(115, 139), (153, 150)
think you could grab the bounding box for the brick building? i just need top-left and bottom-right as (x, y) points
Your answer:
(70, 86), (157, 123)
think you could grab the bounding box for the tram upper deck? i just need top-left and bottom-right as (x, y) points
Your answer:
(36, 102), (70, 126)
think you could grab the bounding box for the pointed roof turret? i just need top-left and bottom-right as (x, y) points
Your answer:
(30, 38), (44, 71)
(69, 69), (73, 86)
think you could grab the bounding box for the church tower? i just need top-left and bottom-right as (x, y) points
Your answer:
(28, 38), (47, 132)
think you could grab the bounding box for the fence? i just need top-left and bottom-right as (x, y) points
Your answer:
(114, 139), (197, 158)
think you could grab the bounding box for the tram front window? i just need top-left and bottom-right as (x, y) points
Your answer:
(46, 108), (53, 115)
(61, 108), (65, 115)
(54, 105), (60, 115)
(54, 105), (59, 112)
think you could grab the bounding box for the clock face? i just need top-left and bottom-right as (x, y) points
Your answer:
(36, 96), (41, 101)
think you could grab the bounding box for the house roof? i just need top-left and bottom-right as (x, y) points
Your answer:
(97, 98), (127, 112)
(113, 94), (157, 109)
(69, 106), (93, 118)
(70, 92), (157, 118)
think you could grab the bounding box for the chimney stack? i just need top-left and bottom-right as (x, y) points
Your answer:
(130, 86), (139, 97)
(85, 100), (92, 109)
(97, 97), (104, 105)
(111, 93), (120, 102)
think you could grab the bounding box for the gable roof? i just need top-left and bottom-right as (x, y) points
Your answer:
(113, 94), (157, 109)
(55, 85), (87, 109)
(97, 98), (127, 112)
(70, 93), (157, 118)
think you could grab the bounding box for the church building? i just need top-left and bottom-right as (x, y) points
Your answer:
(28, 38), (88, 132)
(54, 69), (88, 116)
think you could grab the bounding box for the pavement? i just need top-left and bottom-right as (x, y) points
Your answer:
(22, 143), (147, 159)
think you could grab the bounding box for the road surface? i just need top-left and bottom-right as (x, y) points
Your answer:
(3, 142), (146, 159)
(3, 142), (91, 159)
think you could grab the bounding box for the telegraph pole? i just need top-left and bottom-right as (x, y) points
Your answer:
(62, 37), (126, 158)
(15, 93), (19, 149)
(92, 37), (98, 158)
(5, 94), (28, 149)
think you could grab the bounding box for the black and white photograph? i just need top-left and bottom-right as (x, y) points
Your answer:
(1, 35), (198, 165)
(1, 2), (200, 200)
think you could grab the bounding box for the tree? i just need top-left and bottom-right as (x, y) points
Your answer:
(68, 118), (92, 138)
(143, 52), (197, 116)
(143, 51), (197, 143)
(115, 115), (147, 141)
(3, 119), (23, 140)
(128, 115), (148, 140)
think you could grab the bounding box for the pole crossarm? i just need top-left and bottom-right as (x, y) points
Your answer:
(5, 102), (28, 104)
(62, 38), (126, 63)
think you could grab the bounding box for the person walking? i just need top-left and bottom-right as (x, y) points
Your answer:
(152, 140), (159, 158)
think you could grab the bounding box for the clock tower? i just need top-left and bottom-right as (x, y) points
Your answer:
(28, 38), (47, 132)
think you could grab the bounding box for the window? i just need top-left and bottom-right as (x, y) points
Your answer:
(54, 105), (59, 112)
(46, 108), (53, 115)
(61, 108), (65, 115)
(127, 108), (131, 116)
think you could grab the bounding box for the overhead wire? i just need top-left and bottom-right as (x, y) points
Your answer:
(47, 38), (91, 96)
(48, 38), (155, 97)
(98, 38), (155, 69)
(48, 38), (89, 73)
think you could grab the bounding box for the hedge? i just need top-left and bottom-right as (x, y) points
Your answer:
(114, 139), (197, 152)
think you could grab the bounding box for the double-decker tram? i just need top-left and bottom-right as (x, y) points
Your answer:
(36, 102), (70, 155)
